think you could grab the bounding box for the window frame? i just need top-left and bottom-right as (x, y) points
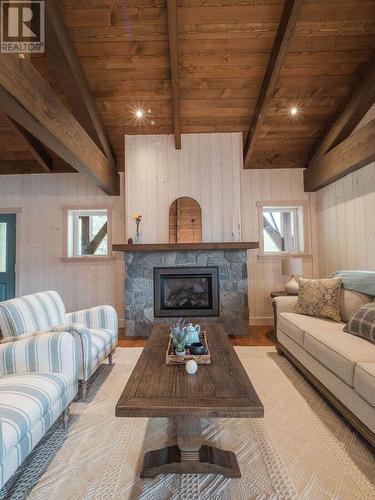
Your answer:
(256, 200), (311, 258)
(62, 205), (113, 262)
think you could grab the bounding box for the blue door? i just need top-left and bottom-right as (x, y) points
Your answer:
(0, 214), (16, 301)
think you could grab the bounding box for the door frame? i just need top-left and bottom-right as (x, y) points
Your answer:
(0, 208), (22, 297)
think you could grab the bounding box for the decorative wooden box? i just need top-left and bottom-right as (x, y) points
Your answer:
(166, 330), (211, 365)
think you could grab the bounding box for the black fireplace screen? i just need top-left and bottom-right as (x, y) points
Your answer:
(154, 267), (219, 317)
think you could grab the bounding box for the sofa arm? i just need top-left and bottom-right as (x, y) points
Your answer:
(0, 331), (77, 380)
(272, 295), (298, 315)
(65, 305), (118, 334)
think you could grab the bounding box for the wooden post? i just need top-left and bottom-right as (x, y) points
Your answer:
(177, 418), (202, 462)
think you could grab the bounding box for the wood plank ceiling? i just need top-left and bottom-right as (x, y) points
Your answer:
(0, 0), (374, 177)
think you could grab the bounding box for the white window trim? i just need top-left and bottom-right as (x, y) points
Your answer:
(256, 200), (312, 259)
(61, 205), (113, 262)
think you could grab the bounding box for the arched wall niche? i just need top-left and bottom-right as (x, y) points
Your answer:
(169, 197), (202, 243)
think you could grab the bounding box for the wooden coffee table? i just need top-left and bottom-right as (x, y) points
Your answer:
(115, 324), (264, 478)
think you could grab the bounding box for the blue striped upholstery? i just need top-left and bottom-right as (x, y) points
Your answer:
(0, 372), (77, 488)
(0, 291), (118, 383)
(86, 328), (117, 379)
(65, 305), (118, 335)
(53, 310), (118, 380)
(0, 331), (77, 381)
(0, 328), (78, 488)
(0, 291), (65, 340)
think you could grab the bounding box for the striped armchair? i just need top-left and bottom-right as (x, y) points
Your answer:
(0, 291), (118, 400)
(0, 331), (78, 489)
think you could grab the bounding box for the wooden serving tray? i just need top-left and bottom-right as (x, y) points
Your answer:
(166, 330), (211, 365)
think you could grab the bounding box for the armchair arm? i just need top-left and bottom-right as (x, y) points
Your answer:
(272, 296), (298, 315)
(65, 305), (118, 334)
(51, 323), (97, 380)
(0, 331), (77, 380)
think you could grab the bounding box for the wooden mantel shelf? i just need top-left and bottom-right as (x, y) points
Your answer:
(113, 242), (259, 252)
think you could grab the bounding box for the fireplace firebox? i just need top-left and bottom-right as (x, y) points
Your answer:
(154, 267), (219, 317)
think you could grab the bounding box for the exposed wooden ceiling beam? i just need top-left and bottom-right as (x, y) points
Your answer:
(247, 156), (304, 169)
(0, 55), (119, 195)
(167, 0), (182, 150)
(45, 0), (116, 166)
(0, 159), (76, 175)
(3, 115), (52, 173)
(308, 53), (375, 167)
(304, 118), (375, 192)
(243, 0), (304, 169)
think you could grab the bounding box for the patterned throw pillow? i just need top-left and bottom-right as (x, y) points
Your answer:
(295, 277), (342, 322)
(343, 303), (375, 344)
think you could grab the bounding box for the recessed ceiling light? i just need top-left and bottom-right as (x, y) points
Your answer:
(289, 106), (299, 117)
(135, 109), (143, 119)
(150, 120), (155, 125)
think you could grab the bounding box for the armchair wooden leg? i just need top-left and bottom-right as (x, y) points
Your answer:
(108, 348), (116, 365)
(80, 380), (89, 401)
(62, 406), (70, 430)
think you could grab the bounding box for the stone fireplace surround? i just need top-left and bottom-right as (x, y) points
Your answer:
(113, 243), (259, 337)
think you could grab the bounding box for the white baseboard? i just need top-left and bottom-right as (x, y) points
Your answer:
(250, 317), (273, 326)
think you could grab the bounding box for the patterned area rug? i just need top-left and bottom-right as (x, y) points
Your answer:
(1, 347), (374, 499)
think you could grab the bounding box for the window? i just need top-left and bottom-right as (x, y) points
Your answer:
(258, 202), (309, 256)
(65, 208), (112, 259)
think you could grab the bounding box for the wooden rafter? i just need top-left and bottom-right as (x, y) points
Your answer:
(304, 119), (375, 192)
(3, 115), (52, 173)
(243, 0), (304, 169)
(263, 215), (284, 250)
(45, 0), (116, 166)
(0, 54), (119, 195)
(89, 222), (108, 254)
(0, 159), (75, 175)
(167, 0), (181, 150)
(308, 53), (375, 167)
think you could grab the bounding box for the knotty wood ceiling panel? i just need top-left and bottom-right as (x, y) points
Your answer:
(250, 1), (375, 167)
(1, 0), (374, 174)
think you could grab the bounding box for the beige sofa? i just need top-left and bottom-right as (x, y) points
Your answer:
(273, 291), (375, 447)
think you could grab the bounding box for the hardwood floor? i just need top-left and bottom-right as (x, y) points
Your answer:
(117, 325), (276, 348)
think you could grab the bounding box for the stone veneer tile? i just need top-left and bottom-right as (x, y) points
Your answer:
(124, 250), (249, 337)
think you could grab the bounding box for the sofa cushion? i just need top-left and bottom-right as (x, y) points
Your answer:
(0, 372), (73, 456)
(343, 302), (375, 345)
(304, 328), (375, 387)
(278, 313), (305, 346)
(338, 289), (373, 323)
(296, 277), (342, 322)
(0, 291), (65, 339)
(87, 328), (118, 377)
(278, 313), (343, 347)
(354, 363), (375, 407)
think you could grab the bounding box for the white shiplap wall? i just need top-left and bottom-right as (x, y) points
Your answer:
(0, 173), (125, 319)
(316, 163), (375, 275)
(125, 133), (242, 243)
(126, 133), (318, 323)
(316, 104), (375, 276)
(241, 168), (319, 322)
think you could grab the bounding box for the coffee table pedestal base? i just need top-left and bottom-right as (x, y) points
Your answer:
(141, 445), (241, 478)
(140, 417), (241, 478)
